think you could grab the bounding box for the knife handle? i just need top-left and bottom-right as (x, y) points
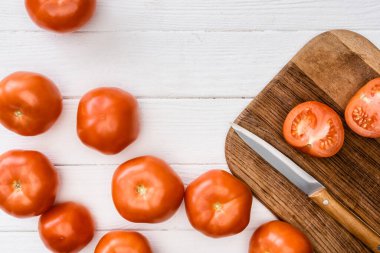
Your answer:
(310, 188), (380, 252)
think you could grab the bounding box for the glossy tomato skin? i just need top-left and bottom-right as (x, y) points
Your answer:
(0, 150), (58, 218)
(77, 87), (140, 155)
(39, 202), (95, 253)
(345, 78), (380, 138)
(249, 221), (312, 253)
(283, 101), (344, 158)
(95, 231), (153, 253)
(25, 0), (96, 33)
(185, 170), (252, 238)
(112, 156), (184, 223)
(0, 72), (62, 136)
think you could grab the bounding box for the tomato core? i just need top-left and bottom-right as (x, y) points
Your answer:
(12, 180), (22, 192)
(318, 119), (337, 150)
(291, 108), (339, 150)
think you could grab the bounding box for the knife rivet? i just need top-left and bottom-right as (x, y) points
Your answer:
(323, 199), (329, 206)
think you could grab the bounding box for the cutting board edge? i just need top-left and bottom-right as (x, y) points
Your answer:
(224, 29), (379, 253)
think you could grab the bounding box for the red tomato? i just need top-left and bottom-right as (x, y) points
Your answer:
(39, 202), (95, 253)
(95, 231), (152, 253)
(77, 87), (140, 155)
(345, 78), (380, 138)
(25, 0), (96, 33)
(283, 101), (344, 157)
(184, 170), (252, 238)
(249, 221), (312, 253)
(0, 71), (62, 136)
(0, 150), (58, 218)
(112, 156), (184, 223)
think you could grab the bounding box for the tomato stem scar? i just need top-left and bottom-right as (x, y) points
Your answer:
(213, 202), (223, 212)
(12, 180), (22, 192)
(136, 185), (147, 196)
(14, 110), (22, 118)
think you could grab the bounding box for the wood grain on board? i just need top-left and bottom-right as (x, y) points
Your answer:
(225, 30), (380, 252)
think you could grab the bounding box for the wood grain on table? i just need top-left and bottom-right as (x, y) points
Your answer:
(0, 0), (379, 252)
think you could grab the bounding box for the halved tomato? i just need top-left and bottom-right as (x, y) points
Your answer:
(283, 101), (344, 157)
(345, 78), (380, 138)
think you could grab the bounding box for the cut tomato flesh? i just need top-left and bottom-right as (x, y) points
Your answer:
(290, 108), (317, 140)
(294, 115), (338, 154)
(345, 78), (380, 138)
(351, 106), (377, 131)
(284, 101), (344, 157)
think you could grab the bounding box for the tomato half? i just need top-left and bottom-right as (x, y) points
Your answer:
(283, 101), (344, 157)
(39, 202), (95, 253)
(77, 87), (140, 155)
(25, 0), (96, 33)
(95, 231), (153, 253)
(345, 78), (380, 138)
(0, 150), (58, 218)
(112, 156), (184, 223)
(0, 72), (62, 136)
(249, 221), (312, 253)
(184, 170), (252, 238)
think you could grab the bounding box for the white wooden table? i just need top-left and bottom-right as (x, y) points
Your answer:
(0, 1), (379, 252)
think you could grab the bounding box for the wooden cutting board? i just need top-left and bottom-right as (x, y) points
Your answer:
(225, 30), (380, 253)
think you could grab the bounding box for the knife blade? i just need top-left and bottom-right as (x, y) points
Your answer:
(231, 123), (380, 252)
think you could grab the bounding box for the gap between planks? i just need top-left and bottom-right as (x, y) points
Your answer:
(62, 96), (256, 99)
(0, 29), (379, 33)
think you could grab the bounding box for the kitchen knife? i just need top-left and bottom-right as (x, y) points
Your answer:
(231, 123), (380, 252)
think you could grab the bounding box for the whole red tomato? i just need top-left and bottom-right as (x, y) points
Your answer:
(185, 170), (252, 238)
(95, 231), (153, 253)
(0, 71), (62, 136)
(39, 202), (95, 253)
(77, 87), (140, 155)
(345, 77), (380, 138)
(112, 156), (184, 223)
(283, 101), (344, 157)
(249, 221), (312, 253)
(0, 150), (58, 218)
(25, 0), (96, 33)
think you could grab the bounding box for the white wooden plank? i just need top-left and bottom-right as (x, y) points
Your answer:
(0, 30), (309, 98)
(0, 1), (379, 31)
(0, 98), (249, 165)
(0, 229), (259, 253)
(0, 165), (276, 231)
(0, 31), (379, 98)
